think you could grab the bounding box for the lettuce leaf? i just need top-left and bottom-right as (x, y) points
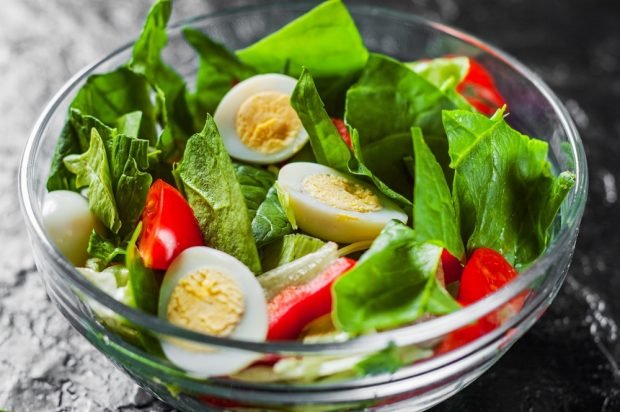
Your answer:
(87, 230), (126, 270)
(183, 27), (257, 126)
(234, 163), (277, 220)
(333, 221), (459, 333)
(236, 0), (368, 79)
(126, 222), (159, 315)
(412, 128), (464, 260)
(261, 234), (325, 271)
(64, 129), (121, 233)
(407, 56), (472, 110)
(444, 109), (576, 266)
(176, 115), (261, 273)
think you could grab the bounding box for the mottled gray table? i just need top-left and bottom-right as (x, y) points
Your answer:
(1, 1), (619, 411)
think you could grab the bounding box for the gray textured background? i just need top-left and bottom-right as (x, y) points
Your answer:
(1, 0), (619, 411)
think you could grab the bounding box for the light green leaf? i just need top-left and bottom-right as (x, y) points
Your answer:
(252, 185), (294, 248)
(177, 115), (261, 273)
(261, 234), (325, 271)
(64, 129), (121, 233)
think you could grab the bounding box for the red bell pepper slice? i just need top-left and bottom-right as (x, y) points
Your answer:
(267, 257), (356, 341)
(138, 179), (204, 270)
(457, 58), (506, 116)
(331, 118), (352, 148)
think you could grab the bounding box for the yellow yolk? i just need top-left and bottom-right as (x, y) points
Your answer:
(166, 269), (245, 337)
(235, 91), (302, 154)
(302, 173), (382, 213)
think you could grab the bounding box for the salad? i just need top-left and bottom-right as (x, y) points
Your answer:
(42, 0), (575, 383)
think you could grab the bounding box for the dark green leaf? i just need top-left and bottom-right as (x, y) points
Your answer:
(261, 233), (324, 271)
(252, 185), (294, 248)
(116, 111), (143, 139)
(407, 56), (472, 110)
(233, 163), (277, 220)
(413, 128), (464, 260)
(183, 27), (257, 126)
(47, 121), (80, 191)
(128, 0), (194, 161)
(71, 67), (157, 143)
(443, 109), (576, 266)
(355, 343), (402, 376)
(126, 223), (159, 315)
(333, 221), (459, 333)
(236, 0), (368, 79)
(115, 157), (152, 237)
(177, 115), (261, 273)
(291, 68), (351, 172)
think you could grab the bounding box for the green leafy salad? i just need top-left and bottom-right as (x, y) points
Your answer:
(42, 0), (575, 381)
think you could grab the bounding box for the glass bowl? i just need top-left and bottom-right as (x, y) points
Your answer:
(19, 2), (587, 411)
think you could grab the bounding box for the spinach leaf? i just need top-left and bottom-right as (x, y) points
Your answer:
(234, 163), (277, 220)
(183, 27), (257, 125)
(444, 109), (576, 266)
(116, 111), (143, 139)
(177, 115), (261, 273)
(236, 0), (368, 80)
(332, 221), (459, 333)
(291, 68), (351, 171)
(126, 223), (160, 315)
(413, 128), (464, 260)
(64, 129), (121, 233)
(291, 69), (411, 210)
(344, 53), (464, 177)
(128, 0), (194, 161)
(252, 185), (294, 248)
(357, 132), (414, 201)
(348, 129), (412, 210)
(261, 233), (325, 271)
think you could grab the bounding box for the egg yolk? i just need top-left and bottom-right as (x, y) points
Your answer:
(235, 91), (302, 154)
(302, 173), (381, 213)
(166, 269), (244, 337)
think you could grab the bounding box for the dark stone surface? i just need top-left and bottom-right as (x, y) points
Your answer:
(1, 0), (618, 411)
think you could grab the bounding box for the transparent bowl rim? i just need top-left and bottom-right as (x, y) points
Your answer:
(18, 1), (588, 356)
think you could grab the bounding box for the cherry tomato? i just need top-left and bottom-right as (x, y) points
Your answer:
(457, 58), (506, 115)
(331, 117), (352, 148)
(138, 179), (204, 270)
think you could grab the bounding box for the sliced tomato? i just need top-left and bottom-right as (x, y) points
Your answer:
(436, 248), (525, 354)
(458, 248), (518, 305)
(441, 249), (464, 285)
(138, 179), (204, 270)
(457, 58), (506, 115)
(331, 117), (352, 148)
(267, 257), (356, 341)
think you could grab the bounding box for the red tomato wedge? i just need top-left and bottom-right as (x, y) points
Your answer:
(138, 179), (204, 270)
(267, 257), (356, 341)
(436, 248), (524, 354)
(457, 58), (506, 115)
(458, 248), (518, 305)
(441, 249), (464, 285)
(331, 117), (352, 148)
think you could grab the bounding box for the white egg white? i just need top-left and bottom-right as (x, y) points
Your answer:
(42, 190), (102, 266)
(277, 163), (408, 243)
(158, 246), (268, 378)
(213, 73), (309, 164)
